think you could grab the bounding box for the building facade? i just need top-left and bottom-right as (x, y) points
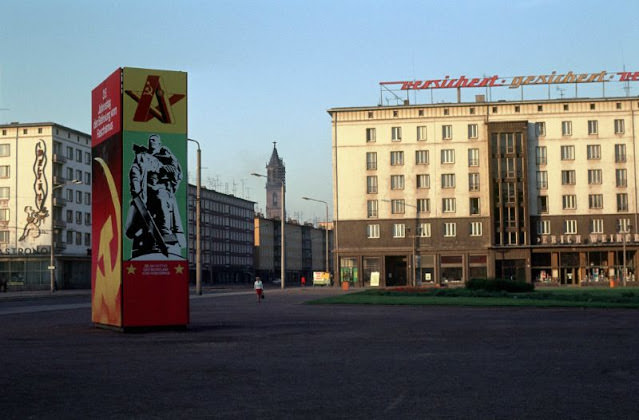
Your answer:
(0, 122), (92, 290)
(329, 96), (639, 287)
(187, 184), (255, 284)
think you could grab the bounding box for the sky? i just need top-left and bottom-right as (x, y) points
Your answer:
(2, 0), (639, 225)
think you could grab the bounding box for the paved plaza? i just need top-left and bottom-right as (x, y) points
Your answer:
(1, 286), (639, 419)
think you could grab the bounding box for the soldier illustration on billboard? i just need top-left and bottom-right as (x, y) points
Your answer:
(125, 133), (185, 259)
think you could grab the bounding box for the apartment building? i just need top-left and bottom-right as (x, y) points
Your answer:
(329, 96), (639, 287)
(187, 184), (255, 284)
(0, 122), (92, 290)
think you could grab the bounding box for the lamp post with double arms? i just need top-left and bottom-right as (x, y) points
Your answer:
(188, 138), (202, 295)
(251, 173), (285, 289)
(50, 179), (82, 293)
(302, 196), (329, 275)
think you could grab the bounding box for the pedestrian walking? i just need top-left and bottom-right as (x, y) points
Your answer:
(301, 276), (306, 288)
(254, 276), (264, 303)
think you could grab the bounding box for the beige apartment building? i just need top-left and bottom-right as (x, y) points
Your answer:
(329, 96), (639, 287)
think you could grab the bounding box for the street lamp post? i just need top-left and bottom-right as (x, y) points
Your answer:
(251, 172), (285, 289)
(50, 179), (81, 293)
(188, 139), (202, 295)
(302, 196), (329, 275)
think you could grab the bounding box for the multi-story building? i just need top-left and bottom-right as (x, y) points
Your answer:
(0, 122), (92, 290)
(187, 184), (255, 284)
(329, 96), (639, 287)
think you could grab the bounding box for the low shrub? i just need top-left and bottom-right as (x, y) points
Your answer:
(466, 277), (534, 293)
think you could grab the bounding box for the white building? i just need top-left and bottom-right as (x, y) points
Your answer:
(0, 122), (92, 290)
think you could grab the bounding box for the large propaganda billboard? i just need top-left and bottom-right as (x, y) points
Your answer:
(91, 67), (188, 329)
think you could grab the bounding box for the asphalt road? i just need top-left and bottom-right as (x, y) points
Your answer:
(1, 287), (639, 419)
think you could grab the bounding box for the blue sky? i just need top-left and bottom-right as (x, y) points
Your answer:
(2, 0), (639, 223)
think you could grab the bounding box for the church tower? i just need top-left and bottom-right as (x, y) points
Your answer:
(265, 142), (286, 220)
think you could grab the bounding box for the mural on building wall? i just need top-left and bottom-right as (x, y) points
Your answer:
(19, 140), (49, 241)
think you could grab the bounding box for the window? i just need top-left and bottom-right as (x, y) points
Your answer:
(618, 218), (631, 233)
(562, 195), (576, 210)
(0, 144), (10, 157)
(538, 196), (548, 213)
(467, 124), (478, 139)
(560, 145), (575, 160)
(616, 169), (627, 187)
(587, 145), (601, 160)
(76, 191), (82, 203)
(66, 231), (73, 244)
(441, 149), (455, 164)
(470, 222), (482, 236)
(536, 171), (548, 189)
(588, 169), (602, 185)
(391, 127), (402, 141)
(393, 224), (406, 238)
(85, 172), (91, 185)
(564, 220), (577, 234)
(85, 212), (91, 225)
(415, 150), (429, 165)
(441, 174), (455, 189)
(469, 197), (480, 215)
(536, 146), (547, 165)
(561, 170), (576, 185)
(0, 187), (9, 199)
(366, 176), (377, 194)
(0, 166), (9, 178)
(0, 209), (9, 221)
(66, 168), (73, 179)
(76, 211), (82, 224)
(417, 126), (427, 141)
(468, 148), (479, 166)
(367, 224), (380, 239)
(615, 144), (626, 163)
(366, 152), (377, 170)
(84, 192), (90, 205)
(442, 125), (452, 140)
(614, 119), (625, 134)
(367, 200), (378, 218)
(66, 146), (73, 159)
(0, 231), (8, 243)
(617, 193), (628, 211)
(417, 198), (430, 213)
(562, 121), (572, 136)
(535, 122), (546, 136)
(444, 222), (456, 237)
(76, 149), (82, 162)
(390, 175), (405, 190)
(85, 152), (91, 164)
(418, 223), (431, 237)
(366, 128), (376, 143)
(591, 219), (604, 234)
(391, 199), (405, 214)
(390, 151), (404, 166)
(66, 209), (73, 222)
(468, 173), (480, 191)
(84, 233), (90, 246)
(537, 220), (551, 235)
(442, 198), (456, 213)
(66, 189), (73, 201)
(76, 169), (82, 181)
(588, 194), (603, 209)
(416, 174), (430, 189)
(587, 120), (598, 135)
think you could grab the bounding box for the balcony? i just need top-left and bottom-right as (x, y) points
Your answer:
(53, 197), (67, 207)
(52, 153), (67, 164)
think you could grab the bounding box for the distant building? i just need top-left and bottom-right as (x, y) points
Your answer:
(0, 122), (92, 290)
(187, 184), (255, 284)
(329, 95), (639, 287)
(265, 142), (285, 220)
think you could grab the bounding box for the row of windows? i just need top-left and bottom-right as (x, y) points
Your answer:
(367, 149), (480, 169)
(370, 173), (481, 193)
(537, 218), (631, 235)
(0, 230), (90, 245)
(366, 221), (482, 239)
(66, 210), (91, 225)
(537, 193), (629, 212)
(58, 190), (91, 205)
(536, 169), (628, 188)
(365, 118), (627, 144)
(367, 198), (481, 217)
(535, 119), (625, 137)
(536, 144), (627, 163)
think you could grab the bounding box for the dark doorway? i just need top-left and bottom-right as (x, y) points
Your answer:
(385, 256), (407, 286)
